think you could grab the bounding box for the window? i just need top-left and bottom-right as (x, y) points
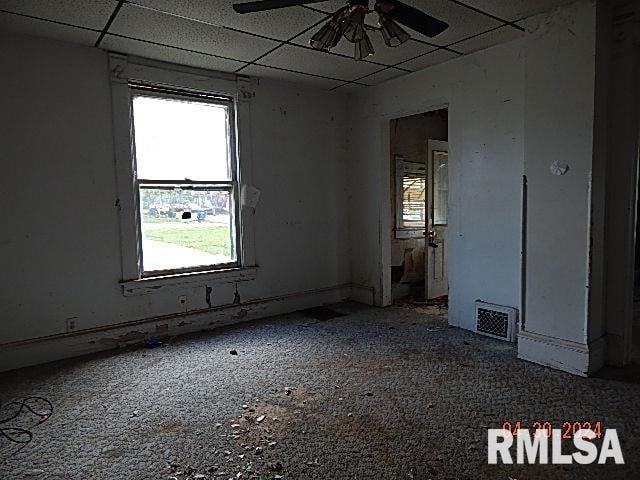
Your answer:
(130, 84), (239, 275)
(395, 156), (426, 238)
(432, 150), (449, 225)
(402, 172), (426, 228)
(110, 56), (256, 292)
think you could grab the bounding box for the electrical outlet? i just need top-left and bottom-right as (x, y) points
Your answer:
(66, 318), (77, 332)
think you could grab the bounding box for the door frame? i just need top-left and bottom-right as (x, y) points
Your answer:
(602, 7), (640, 367)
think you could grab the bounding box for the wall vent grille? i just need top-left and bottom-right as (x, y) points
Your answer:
(475, 302), (518, 342)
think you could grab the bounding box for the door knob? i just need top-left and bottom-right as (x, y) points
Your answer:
(428, 230), (438, 248)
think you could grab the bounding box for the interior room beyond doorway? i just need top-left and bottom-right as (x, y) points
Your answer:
(390, 108), (449, 307)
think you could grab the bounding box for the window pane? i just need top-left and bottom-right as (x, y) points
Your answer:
(132, 95), (231, 181)
(140, 188), (235, 272)
(402, 173), (426, 228)
(433, 151), (448, 225)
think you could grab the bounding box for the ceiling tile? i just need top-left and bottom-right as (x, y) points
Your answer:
(451, 25), (524, 54)
(241, 64), (344, 90)
(0, 0), (114, 30)
(110, 3), (280, 63)
(455, 0), (577, 22)
(101, 35), (245, 73)
(332, 82), (367, 94)
(128, 0), (330, 41)
(0, 11), (99, 45)
(359, 67), (410, 85)
(294, 28), (436, 68)
(254, 44), (380, 82)
(392, 0), (502, 46)
(397, 48), (459, 71)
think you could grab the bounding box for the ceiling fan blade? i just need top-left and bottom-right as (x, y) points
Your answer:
(375, 0), (448, 38)
(233, 0), (326, 14)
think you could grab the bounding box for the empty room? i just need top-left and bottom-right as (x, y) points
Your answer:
(1, 0), (640, 478)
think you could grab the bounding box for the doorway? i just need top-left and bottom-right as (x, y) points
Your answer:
(389, 108), (449, 305)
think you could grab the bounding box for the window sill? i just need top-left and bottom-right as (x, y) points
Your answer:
(121, 266), (257, 296)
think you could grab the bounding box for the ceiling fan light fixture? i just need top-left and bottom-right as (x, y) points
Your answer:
(233, 0), (448, 64)
(310, 19), (342, 50)
(342, 5), (367, 43)
(354, 31), (375, 60)
(379, 15), (410, 47)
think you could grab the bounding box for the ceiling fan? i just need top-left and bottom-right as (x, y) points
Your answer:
(232, 0), (449, 61)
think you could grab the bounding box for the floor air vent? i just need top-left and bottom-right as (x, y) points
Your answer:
(475, 301), (517, 342)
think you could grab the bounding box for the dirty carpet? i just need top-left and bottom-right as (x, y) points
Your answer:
(1, 303), (639, 479)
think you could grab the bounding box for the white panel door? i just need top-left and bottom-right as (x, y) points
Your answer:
(425, 140), (449, 299)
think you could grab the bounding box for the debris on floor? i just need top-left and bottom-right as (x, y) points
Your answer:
(396, 294), (448, 317)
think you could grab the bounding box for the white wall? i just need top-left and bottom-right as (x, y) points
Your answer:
(346, 0), (617, 376)
(518, 0), (608, 375)
(346, 0), (616, 375)
(0, 34), (351, 369)
(347, 39), (525, 330)
(522, 1), (597, 343)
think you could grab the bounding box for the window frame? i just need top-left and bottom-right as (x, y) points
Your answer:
(394, 155), (427, 239)
(109, 54), (257, 294)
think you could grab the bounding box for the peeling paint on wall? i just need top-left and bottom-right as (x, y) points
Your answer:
(205, 285), (213, 308)
(233, 283), (241, 305)
(99, 330), (146, 347)
(155, 324), (168, 336)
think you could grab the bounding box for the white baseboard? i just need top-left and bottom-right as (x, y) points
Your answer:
(517, 330), (607, 376)
(0, 284), (358, 372)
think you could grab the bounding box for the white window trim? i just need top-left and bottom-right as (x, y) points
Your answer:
(395, 155), (426, 239)
(109, 54), (257, 294)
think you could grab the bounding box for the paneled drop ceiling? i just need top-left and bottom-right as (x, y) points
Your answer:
(0, 0), (575, 91)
